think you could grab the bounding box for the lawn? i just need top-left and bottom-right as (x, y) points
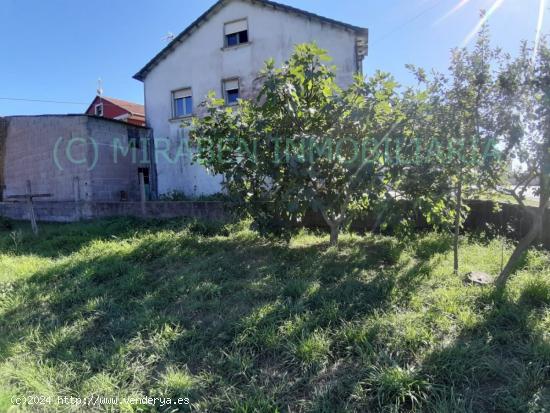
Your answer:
(0, 218), (549, 412)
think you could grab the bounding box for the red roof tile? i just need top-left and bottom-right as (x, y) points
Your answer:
(100, 96), (145, 116)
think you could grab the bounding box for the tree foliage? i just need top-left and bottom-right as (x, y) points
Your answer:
(191, 44), (404, 244)
(496, 38), (550, 286)
(407, 23), (506, 274)
(190, 34), (546, 287)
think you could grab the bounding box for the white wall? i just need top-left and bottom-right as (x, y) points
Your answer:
(144, 0), (360, 196)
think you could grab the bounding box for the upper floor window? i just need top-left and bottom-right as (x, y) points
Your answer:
(224, 19), (248, 47)
(172, 88), (193, 118)
(94, 103), (103, 117)
(223, 79), (240, 105)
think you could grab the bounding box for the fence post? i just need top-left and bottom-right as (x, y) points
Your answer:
(26, 180), (38, 235)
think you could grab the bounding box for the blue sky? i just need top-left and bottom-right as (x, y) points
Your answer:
(1, 0), (547, 116)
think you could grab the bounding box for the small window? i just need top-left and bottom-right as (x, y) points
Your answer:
(128, 127), (140, 149)
(172, 88), (193, 118)
(224, 19), (248, 47)
(138, 167), (150, 185)
(223, 79), (240, 105)
(95, 103), (103, 117)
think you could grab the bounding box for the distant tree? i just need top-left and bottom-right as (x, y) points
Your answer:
(190, 43), (403, 245)
(495, 39), (550, 287)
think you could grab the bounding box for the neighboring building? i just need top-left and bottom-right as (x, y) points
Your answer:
(0, 115), (152, 202)
(134, 0), (368, 197)
(85, 96), (146, 127)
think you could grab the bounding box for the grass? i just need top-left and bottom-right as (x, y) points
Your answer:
(474, 192), (540, 208)
(0, 217), (548, 412)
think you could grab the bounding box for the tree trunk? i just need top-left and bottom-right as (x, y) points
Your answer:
(320, 208), (343, 247)
(329, 224), (339, 246)
(453, 177), (463, 275)
(496, 211), (542, 289)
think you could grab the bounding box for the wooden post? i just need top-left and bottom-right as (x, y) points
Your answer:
(26, 180), (38, 235)
(139, 171), (146, 216)
(6, 187), (51, 233)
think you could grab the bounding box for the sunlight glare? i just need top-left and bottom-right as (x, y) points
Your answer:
(533, 0), (547, 62)
(435, 0), (473, 25)
(461, 0), (505, 46)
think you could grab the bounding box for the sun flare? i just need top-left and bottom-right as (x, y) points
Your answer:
(436, 0), (473, 24)
(533, 0), (547, 60)
(440, 0), (547, 53)
(461, 0), (505, 46)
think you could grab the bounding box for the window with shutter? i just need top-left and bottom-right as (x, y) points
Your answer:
(224, 19), (248, 47)
(223, 79), (240, 105)
(172, 88), (193, 118)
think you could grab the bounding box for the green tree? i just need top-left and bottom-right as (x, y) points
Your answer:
(496, 39), (550, 287)
(408, 23), (504, 274)
(190, 43), (403, 245)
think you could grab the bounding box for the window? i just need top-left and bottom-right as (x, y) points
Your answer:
(224, 19), (248, 47)
(172, 88), (193, 118)
(128, 127), (140, 149)
(138, 167), (150, 185)
(94, 103), (103, 117)
(223, 79), (240, 105)
(138, 167), (151, 200)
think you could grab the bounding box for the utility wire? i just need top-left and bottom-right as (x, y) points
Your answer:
(0, 97), (87, 105)
(371, 0), (444, 47)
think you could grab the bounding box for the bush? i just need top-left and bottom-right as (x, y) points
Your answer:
(0, 218), (13, 231)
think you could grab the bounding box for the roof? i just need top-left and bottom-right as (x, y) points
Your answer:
(102, 96), (145, 116)
(134, 0), (368, 81)
(86, 96), (145, 117)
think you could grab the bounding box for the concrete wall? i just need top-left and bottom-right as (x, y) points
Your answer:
(0, 201), (229, 223)
(0, 117), (8, 198)
(143, 0), (362, 197)
(86, 117), (151, 201)
(2, 115), (151, 202)
(1, 200), (549, 251)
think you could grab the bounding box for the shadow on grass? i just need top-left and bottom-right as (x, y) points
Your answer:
(0, 217), (231, 258)
(0, 221), (430, 411)
(420, 287), (550, 412)
(5, 221), (544, 411)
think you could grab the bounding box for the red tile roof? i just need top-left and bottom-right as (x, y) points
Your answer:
(100, 96), (145, 116)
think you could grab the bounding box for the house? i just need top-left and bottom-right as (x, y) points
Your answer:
(0, 115), (152, 203)
(85, 96), (146, 127)
(134, 0), (368, 198)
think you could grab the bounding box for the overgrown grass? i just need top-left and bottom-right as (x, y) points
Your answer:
(0, 218), (548, 412)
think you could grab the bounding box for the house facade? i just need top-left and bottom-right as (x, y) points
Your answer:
(135, 0), (368, 197)
(85, 96), (146, 127)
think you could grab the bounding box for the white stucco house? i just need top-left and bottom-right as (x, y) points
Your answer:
(134, 0), (368, 198)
